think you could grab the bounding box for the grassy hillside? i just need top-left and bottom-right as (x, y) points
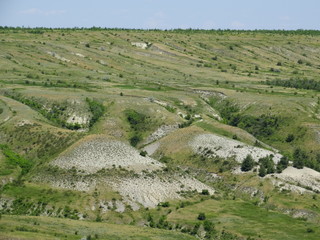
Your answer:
(0, 28), (320, 239)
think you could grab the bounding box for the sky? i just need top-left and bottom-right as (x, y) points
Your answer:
(0, 0), (320, 30)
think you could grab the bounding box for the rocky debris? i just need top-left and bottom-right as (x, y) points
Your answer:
(98, 200), (126, 213)
(50, 178), (95, 192)
(193, 89), (226, 102)
(145, 97), (169, 107)
(75, 53), (85, 58)
(47, 51), (73, 63)
(0, 177), (14, 187)
(51, 138), (164, 174)
(66, 114), (90, 126)
(280, 207), (318, 221)
(0, 198), (13, 211)
(110, 175), (214, 208)
(190, 133), (282, 163)
(149, 44), (177, 56)
(145, 124), (179, 144)
(177, 111), (187, 119)
(270, 179), (311, 194)
(131, 42), (151, 49)
(143, 142), (160, 155)
(97, 60), (107, 65)
(270, 167), (320, 192)
(15, 119), (34, 127)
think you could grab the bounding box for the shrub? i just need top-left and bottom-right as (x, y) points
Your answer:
(86, 98), (105, 127)
(197, 212), (206, 220)
(276, 156), (289, 173)
(140, 151), (147, 157)
(201, 189), (210, 195)
(259, 165), (266, 177)
(259, 155), (275, 174)
(158, 202), (170, 207)
(0, 144), (32, 175)
(241, 154), (254, 172)
(286, 134), (295, 142)
(293, 148), (307, 169)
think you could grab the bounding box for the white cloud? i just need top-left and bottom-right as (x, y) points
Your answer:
(19, 8), (66, 16)
(231, 21), (245, 29)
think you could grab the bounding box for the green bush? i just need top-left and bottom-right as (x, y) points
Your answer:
(0, 144), (32, 175)
(277, 156), (289, 173)
(208, 97), (280, 138)
(125, 110), (152, 146)
(265, 78), (320, 91)
(259, 165), (266, 177)
(258, 155), (275, 174)
(286, 134), (295, 142)
(86, 98), (105, 127)
(201, 189), (210, 195)
(241, 155), (254, 172)
(197, 212), (206, 220)
(293, 148), (307, 169)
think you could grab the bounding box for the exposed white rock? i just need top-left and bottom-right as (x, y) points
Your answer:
(51, 139), (164, 173)
(270, 179), (311, 194)
(190, 133), (282, 163)
(110, 175), (214, 208)
(75, 53), (85, 58)
(270, 166), (320, 192)
(143, 142), (160, 155)
(131, 42), (149, 49)
(15, 119), (34, 127)
(50, 178), (95, 192)
(47, 51), (72, 63)
(66, 114), (90, 126)
(145, 124), (179, 144)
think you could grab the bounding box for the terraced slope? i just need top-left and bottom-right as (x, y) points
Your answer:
(0, 28), (320, 239)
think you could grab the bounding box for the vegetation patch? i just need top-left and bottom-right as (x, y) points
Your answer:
(125, 109), (153, 146)
(265, 78), (320, 91)
(0, 144), (32, 176)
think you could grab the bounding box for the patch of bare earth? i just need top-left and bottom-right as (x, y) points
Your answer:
(190, 133), (282, 163)
(51, 137), (163, 173)
(269, 166), (320, 193)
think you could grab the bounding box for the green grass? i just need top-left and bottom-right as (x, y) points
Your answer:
(168, 199), (319, 240)
(0, 144), (32, 175)
(196, 121), (234, 138)
(1, 28), (320, 240)
(0, 215), (196, 240)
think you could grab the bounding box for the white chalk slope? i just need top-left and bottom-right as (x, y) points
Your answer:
(51, 138), (163, 173)
(190, 133), (282, 163)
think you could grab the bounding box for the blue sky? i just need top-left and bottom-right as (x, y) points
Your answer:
(0, 0), (319, 30)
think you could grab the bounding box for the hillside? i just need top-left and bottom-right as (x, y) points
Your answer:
(0, 28), (320, 240)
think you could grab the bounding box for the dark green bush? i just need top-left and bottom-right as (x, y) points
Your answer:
(86, 98), (105, 127)
(241, 155), (254, 172)
(0, 144), (32, 175)
(197, 212), (206, 220)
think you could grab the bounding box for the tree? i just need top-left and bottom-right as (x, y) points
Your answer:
(241, 154), (254, 172)
(201, 189), (209, 195)
(293, 148), (307, 169)
(259, 155), (275, 174)
(285, 134), (295, 142)
(197, 213), (206, 220)
(259, 165), (266, 177)
(277, 156), (289, 173)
